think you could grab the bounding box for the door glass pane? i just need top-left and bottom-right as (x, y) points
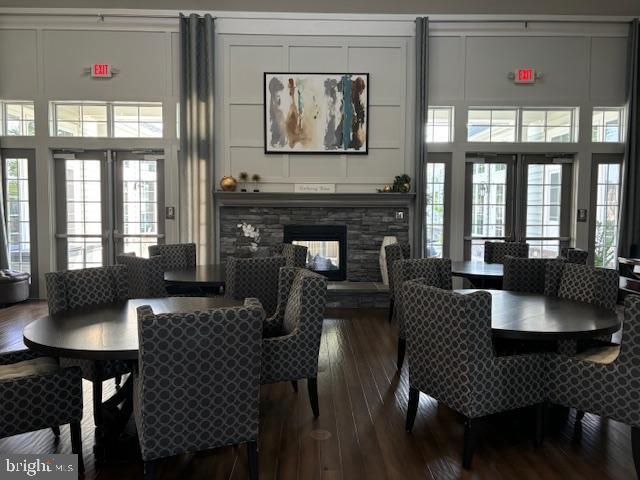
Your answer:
(121, 159), (159, 257)
(470, 163), (508, 261)
(65, 159), (103, 268)
(525, 164), (562, 258)
(425, 162), (446, 257)
(594, 163), (621, 268)
(4, 157), (31, 273)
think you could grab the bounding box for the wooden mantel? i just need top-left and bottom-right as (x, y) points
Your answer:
(214, 191), (416, 208)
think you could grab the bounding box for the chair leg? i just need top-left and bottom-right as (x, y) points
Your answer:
(143, 460), (156, 480)
(388, 298), (394, 323)
(575, 410), (585, 422)
(397, 338), (406, 371)
(535, 402), (546, 446)
(307, 377), (319, 418)
(291, 380), (298, 393)
(70, 421), (84, 473)
(247, 440), (259, 480)
(632, 426), (640, 480)
(92, 380), (103, 427)
(405, 387), (420, 432)
(115, 374), (122, 388)
(462, 417), (477, 470)
(51, 425), (60, 437)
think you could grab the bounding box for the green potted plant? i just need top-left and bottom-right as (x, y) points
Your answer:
(238, 171), (249, 192)
(251, 173), (262, 192)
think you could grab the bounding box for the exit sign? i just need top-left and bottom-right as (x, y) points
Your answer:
(514, 67), (536, 84)
(91, 64), (112, 78)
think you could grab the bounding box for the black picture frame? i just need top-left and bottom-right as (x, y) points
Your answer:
(263, 72), (370, 155)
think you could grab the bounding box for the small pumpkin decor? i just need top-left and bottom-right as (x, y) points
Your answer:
(220, 176), (238, 192)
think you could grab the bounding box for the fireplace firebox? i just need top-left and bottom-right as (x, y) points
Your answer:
(283, 225), (347, 281)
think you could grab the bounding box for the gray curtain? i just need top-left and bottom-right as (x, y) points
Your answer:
(0, 184), (9, 270)
(620, 19), (640, 257)
(413, 17), (429, 258)
(180, 13), (215, 264)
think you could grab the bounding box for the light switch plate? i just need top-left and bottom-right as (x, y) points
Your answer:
(166, 206), (176, 220)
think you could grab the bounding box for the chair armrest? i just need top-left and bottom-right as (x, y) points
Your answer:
(0, 349), (43, 366)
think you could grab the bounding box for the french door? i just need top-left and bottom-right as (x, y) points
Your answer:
(54, 150), (165, 269)
(464, 153), (573, 261)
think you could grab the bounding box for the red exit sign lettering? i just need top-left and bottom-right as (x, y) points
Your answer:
(514, 67), (536, 84)
(91, 64), (112, 78)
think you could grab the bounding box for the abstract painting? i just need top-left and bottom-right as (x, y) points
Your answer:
(264, 73), (368, 154)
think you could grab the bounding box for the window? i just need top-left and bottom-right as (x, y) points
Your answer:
(591, 159), (621, 269)
(55, 150), (165, 269)
(426, 107), (454, 143)
(3, 154), (33, 274)
(1, 101), (35, 136)
(424, 161), (447, 257)
(521, 108), (577, 143)
(50, 102), (163, 138)
(592, 108), (624, 143)
(467, 108), (517, 142)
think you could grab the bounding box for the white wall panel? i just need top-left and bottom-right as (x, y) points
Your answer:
(229, 146), (285, 179)
(0, 29), (38, 98)
(429, 37), (463, 101)
(590, 37), (628, 103)
(347, 46), (404, 104)
(228, 44), (284, 100)
(289, 45), (346, 71)
(229, 104), (263, 147)
(42, 30), (167, 100)
(289, 154), (346, 178)
(347, 148), (404, 179)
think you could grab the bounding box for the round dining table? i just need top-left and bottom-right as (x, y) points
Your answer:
(451, 261), (503, 288)
(457, 289), (621, 341)
(164, 264), (226, 290)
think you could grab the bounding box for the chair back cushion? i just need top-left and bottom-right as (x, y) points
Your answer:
(225, 256), (286, 316)
(503, 256), (550, 294)
(116, 254), (167, 298)
(560, 247), (589, 264)
(135, 299), (265, 461)
(484, 241), (529, 264)
(148, 243), (197, 271)
(384, 243), (410, 296)
(45, 265), (130, 314)
(282, 269), (328, 336)
(557, 263), (619, 310)
(281, 244), (308, 268)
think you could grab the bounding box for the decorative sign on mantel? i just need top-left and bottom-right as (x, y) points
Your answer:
(294, 183), (336, 194)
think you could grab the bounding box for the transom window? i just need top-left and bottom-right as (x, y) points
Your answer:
(426, 107), (454, 143)
(50, 102), (163, 138)
(592, 108), (624, 143)
(0, 101), (35, 137)
(521, 108), (577, 143)
(467, 108), (517, 142)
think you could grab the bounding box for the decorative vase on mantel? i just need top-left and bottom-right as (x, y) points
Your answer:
(379, 236), (398, 285)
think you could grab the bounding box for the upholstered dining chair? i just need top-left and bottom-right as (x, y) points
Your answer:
(45, 265), (131, 426)
(134, 299), (264, 480)
(392, 257), (452, 370)
(484, 241), (530, 264)
(281, 244), (308, 268)
(384, 243), (411, 323)
(547, 295), (640, 479)
(148, 242), (196, 271)
(544, 262), (619, 311)
(225, 255), (286, 317)
(403, 283), (547, 469)
(261, 267), (327, 417)
(0, 350), (84, 471)
(116, 254), (167, 298)
(559, 247), (589, 265)
(503, 256), (553, 294)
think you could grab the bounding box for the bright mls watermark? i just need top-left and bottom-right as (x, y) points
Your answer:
(0, 455), (77, 479)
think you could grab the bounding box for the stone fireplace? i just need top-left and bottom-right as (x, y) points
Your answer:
(216, 193), (413, 283)
(283, 224), (347, 281)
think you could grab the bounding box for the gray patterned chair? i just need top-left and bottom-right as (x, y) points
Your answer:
(545, 262), (619, 311)
(45, 265), (131, 426)
(547, 295), (640, 479)
(225, 256), (286, 317)
(148, 242), (196, 271)
(403, 283), (547, 469)
(384, 243), (411, 323)
(281, 244), (308, 268)
(0, 350), (84, 471)
(261, 268), (327, 418)
(503, 256), (553, 294)
(134, 299), (264, 480)
(559, 247), (589, 265)
(484, 241), (530, 264)
(392, 257), (452, 370)
(116, 254), (167, 298)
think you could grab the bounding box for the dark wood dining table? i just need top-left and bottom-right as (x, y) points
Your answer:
(164, 264), (226, 290)
(451, 261), (504, 288)
(457, 289), (621, 342)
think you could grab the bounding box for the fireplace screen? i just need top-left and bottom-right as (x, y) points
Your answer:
(293, 240), (340, 272)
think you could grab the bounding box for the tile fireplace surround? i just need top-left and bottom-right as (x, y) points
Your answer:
(215, 192), (413, 283)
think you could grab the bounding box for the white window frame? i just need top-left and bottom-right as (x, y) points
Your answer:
(591, 107), (625, 143)
(467, 107), (519, 143)
(0, 101), (36, 137)
(520, 107), (579, 143)
(426, 106), (454, 143)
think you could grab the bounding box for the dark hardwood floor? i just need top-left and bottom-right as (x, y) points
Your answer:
(0, 301), (636, 479)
